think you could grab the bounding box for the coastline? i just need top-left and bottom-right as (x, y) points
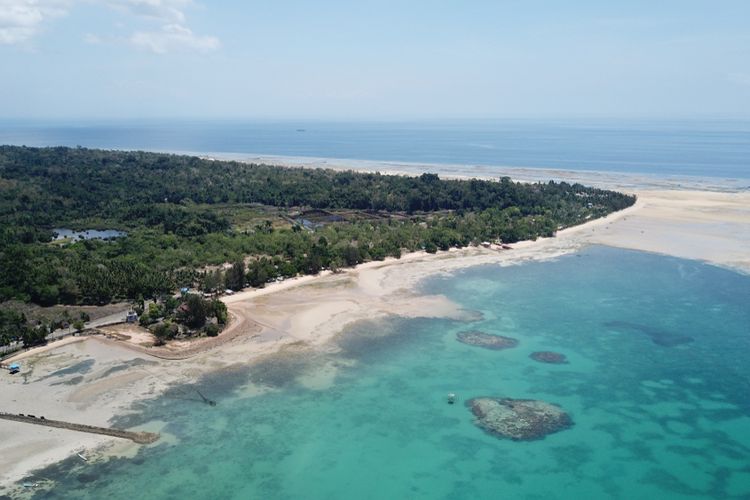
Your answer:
(186, 150), (750, 192)
(1, 163), (749, 492)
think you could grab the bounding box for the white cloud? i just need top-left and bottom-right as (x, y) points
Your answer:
(0, 0), (70, 44)
(83, 32), (100, 43)
(104, 0), (189, 24)
(130, 22), (218, 54)
(107, 0), (219, 53)
(0, 0), (219, 53)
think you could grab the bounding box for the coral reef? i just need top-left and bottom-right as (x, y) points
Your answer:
(529, 351), (568, 364)
(604, 321), (693, 346)
(456, 330), (518, 350)
(467, 397), (573, 440)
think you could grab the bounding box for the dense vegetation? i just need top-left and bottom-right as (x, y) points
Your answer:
(135, 293), (228, 344)
(0, 309), (48, 348)
(0, 145), (634, 319)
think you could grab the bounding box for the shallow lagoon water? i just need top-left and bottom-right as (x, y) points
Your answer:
(30, 246), (750, 499)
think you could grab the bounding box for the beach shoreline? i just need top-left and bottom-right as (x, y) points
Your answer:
(1, 166), (748, 492)
(186, 150), (750, 192)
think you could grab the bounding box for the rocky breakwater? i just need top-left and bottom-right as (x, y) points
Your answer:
(456, 330), (518, 350)
(0, 413), (159, 444)
(467, 397), (573, 441)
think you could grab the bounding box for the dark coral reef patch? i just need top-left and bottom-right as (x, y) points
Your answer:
(529, 351), (568, 364)
(467, 397), (573, 441)
(456, 330), (518, 350)
(604, 321), (693, 347)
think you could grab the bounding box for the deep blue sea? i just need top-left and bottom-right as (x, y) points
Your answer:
(26, 247), (750, 499)
(1, 119), (748, 179)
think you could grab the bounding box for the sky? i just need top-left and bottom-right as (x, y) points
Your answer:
(1, 0), (749, 120)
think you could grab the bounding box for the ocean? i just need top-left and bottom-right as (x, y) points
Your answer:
(1, 119), (749, 180)
(31, 247), (750, 499)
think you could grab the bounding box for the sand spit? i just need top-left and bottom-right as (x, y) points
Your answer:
(585, 189), (750, 273)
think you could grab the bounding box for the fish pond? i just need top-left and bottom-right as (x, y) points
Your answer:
(52, 229), (126, 241)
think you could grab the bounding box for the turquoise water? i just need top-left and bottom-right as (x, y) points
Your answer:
(32, 247), (750, 499)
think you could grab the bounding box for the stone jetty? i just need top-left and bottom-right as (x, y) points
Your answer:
(0, 412), (159, 444)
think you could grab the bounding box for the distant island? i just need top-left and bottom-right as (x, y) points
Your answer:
(0, 146), (634, 348)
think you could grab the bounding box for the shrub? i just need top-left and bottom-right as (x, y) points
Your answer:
(205, 323), (219, 337)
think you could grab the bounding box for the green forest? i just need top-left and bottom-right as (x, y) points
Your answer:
(0, 146), (635, 316)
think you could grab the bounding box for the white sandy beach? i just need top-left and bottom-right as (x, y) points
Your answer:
(1, 168), (748, 493)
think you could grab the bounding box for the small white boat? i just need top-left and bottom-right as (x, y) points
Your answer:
(447, 393), (456, 404)
(77, 453), (88, 462)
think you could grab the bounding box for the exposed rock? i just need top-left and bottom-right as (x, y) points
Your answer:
(467, 397), (573, 440)
(529, 351), (568, 364)
(456, 330), (518, 350)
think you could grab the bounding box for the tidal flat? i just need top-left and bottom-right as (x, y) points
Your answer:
(12, 246), (750, 500)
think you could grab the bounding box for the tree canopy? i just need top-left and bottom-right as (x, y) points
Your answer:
(0, 146), (635, 318)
